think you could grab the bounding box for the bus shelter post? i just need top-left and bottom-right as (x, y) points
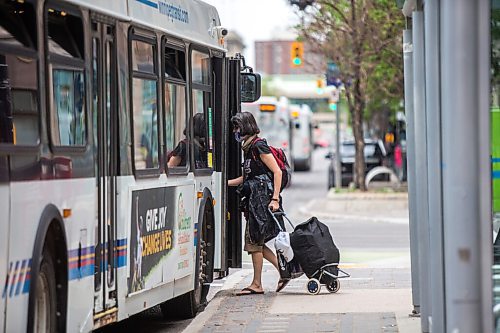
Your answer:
(441, 0), (493, 331)
(403, 26), (421, 317)
(423, 0), (446, 331)
(413, 10), (432, 332)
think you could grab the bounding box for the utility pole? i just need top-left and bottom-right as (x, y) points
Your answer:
(335, 90), (341, 190)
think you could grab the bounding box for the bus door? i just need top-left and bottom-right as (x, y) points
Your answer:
(91, 17), (118, 315)
(0, 160), (8, 329)
(225, 58), (242, 269)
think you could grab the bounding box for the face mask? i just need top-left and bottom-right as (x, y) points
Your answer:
(234, 131), (243, 143)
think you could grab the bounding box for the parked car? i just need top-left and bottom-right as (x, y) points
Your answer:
(327, 139), (387, 188)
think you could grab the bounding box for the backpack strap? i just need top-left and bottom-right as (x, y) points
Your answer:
(249, 137), (273, 175)
(250, 137), (263, 162)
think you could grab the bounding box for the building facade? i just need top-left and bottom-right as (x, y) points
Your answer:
(255, 40), (323, 75)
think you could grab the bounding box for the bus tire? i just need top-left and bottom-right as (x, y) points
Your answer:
(161, 203), (214, 319)
(34, 248), (57, 333)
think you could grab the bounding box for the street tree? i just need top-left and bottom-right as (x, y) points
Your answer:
(293, 0), (404, 190)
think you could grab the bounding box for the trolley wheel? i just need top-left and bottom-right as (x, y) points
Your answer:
(326, 279), (340, 293)
(306, 278), (321, 295)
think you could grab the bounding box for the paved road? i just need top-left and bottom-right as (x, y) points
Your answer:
(284, 148), (409, 254)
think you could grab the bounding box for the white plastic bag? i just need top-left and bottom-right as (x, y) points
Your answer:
(275, 231), (294, 262)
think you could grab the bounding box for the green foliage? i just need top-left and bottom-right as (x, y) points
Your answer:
(295, 0), (404, 189)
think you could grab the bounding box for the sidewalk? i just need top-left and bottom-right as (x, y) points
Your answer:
(184, 191), (420, 333)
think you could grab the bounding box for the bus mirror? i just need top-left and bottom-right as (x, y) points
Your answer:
(241, 72), (261, 103)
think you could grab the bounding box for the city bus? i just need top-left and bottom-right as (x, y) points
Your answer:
(289, 104), (313, 171)
(241, 96), (293, 170)
(0, 0), (257, 331)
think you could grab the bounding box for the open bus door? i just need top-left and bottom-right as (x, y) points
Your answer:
(0, 63), (11, 328)
(225, 58), (242, 269)
(0, 159), (8, 329)
(91, 16), (118, 325)
(225, 55), (260, 270)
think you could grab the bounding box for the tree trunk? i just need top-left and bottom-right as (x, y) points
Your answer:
(352, 76), (366, 191)
(353, 102), (366, 190)
(345, 84), (366, 191)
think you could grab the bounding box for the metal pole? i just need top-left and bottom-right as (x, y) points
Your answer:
(403, 27), (421, 315)
(335, 96), (341, 190)
(441, 0), (493, 331)
(477, 2), (494, 330)
(413, 10), (431, 332)
(423, 0), (445, 331)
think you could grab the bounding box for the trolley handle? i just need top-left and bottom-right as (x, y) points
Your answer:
(267, 207), (295, 231)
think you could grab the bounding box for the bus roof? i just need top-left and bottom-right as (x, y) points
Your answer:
(65, 0), (226, 51)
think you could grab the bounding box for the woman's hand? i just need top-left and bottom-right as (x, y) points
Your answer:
(268, 198), (279, 212)
(228, 176), (244, 187)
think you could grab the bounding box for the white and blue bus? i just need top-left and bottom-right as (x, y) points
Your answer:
(0, 0), (257, 331)
(289, 104), (313, 171)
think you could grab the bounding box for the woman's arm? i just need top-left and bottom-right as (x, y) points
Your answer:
(167, 155), (182, 168)
(228, 175), (244, 187)
(260, 153), (282, 210)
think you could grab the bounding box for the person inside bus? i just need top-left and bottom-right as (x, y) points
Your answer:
(228, 112), (289, 295)
(167, 113), (207, 168)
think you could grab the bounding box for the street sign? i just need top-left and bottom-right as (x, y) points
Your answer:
(330, 89), (339, 103)
(326, 61), (341, 87)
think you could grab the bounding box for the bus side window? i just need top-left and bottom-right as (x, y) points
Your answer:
(0, 1), (39, 146)
(163, 44), (188, 172)
(130, 38), (159, 171)
(191, 49), (212, 170)
(46, 7), (86, 147)
(0, 56), (39, 146)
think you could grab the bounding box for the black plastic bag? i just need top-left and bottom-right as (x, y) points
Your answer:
(247, 175), (281, 243)
(290, 217), (340, 281)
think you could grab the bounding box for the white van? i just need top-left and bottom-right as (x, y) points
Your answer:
(290, 104), (313, 171)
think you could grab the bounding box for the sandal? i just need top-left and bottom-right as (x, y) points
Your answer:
(276, 279), (290, 292)
(235, 287), (264, 296)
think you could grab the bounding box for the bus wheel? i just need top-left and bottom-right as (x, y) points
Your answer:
(34, 249), (57, 333)
(161, 208), (214, 319)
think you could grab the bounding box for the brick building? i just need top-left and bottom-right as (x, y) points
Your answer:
(255, 40), (324, 75)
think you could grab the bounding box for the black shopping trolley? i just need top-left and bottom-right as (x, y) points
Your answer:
(269, 210), (349, 295)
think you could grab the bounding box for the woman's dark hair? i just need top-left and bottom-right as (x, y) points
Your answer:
(193, 113), (205, 138)
(231, 112), (260, 136)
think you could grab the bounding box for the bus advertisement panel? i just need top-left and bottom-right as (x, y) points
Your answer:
(129, 186), (195, 294)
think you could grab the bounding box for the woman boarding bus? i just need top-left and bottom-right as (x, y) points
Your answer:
(0, 0), (259, 331)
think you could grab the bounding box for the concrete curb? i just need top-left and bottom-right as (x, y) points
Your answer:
(327, 191), (408, 200)
(182, 269), (251, 333)
(298, 199), (409, 224)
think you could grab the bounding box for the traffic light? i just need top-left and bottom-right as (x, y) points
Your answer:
(316, 78), (324, 94)
(289, 0), (315, 10)
(290, 41), (304, 67)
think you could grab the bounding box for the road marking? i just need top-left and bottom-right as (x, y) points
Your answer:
(263, 317), (290, 321)
(258, 316), (290, 332)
